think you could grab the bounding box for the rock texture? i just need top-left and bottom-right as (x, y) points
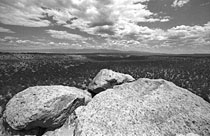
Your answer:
(3, 85), (91, 130)
(176, 133), (200, 136)
(0, 117), (42, 136)
(74, 78), (210, 136)
(0, 106), (2, 117)
(88, 69), (135, 94)
(42, 112), (77, 136)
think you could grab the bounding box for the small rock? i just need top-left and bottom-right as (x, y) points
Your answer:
(88, 69), (135, 94)
(4, 85), (90, 130)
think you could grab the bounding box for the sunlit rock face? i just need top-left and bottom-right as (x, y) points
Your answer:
(88, 69), (135, 94)
(3, 85), (91, 130)
(74, 78), (210, 136)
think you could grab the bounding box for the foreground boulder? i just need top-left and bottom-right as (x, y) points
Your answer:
(3, 85), (91, 131)
(74, 78), (210, 136)
(88, 69), (135, 94)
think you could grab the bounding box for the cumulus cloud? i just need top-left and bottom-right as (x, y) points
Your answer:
(64, 0), (171, 36)
(0, 0), (209, 53)
(0, 0), (169, 33)
(14, 39), (46, 46)
(0, 27), (15, 33)
(0, 36), (18, 43)
(0, 36), (48, 49)
(0, 1), (50, 27)
(46, 29), (87, 40)
(172, 0), (190, 7)
(67, 21), (210, 51)
(95, 21), (209, 52)
(133, 22), (210, 49)
(4, 36), (18, 40)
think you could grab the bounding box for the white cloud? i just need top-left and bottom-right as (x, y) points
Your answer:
(1, 0), (209, 53)
(172, 0), (190, 7)
(16, 40), (28, 44)
(134, 22), (210, 49)
(46, 29), (87, 40)
(64, 0), (170, 36)
(58, 42), (69, 46)
(97, 21), (209, 51)
(15, 39), (45, 45)
(42, 8), (75, 25)
(0, 2), (50, 27)
(0, 27), (15, 33)
(0, 0), (169, 35)
(4, 36), (18, 40)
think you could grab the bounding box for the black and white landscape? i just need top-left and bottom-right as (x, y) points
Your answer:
(0, 0), (210, 136)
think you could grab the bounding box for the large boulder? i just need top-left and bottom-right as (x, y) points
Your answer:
(74, 78), (210, 136)
(3, 85), (91, 131)
(88, 69), (135, 94)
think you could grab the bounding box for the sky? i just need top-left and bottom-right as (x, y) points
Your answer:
(0, 0), (210, 54)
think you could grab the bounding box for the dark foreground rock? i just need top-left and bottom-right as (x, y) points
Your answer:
(3, 85), (91, 131)
(0, 116), (43, 136)
(42, 112), (77, 136)
(88, 69), (135, 94)
(73, 78), (210, 136)
(0, 106), (2, 117)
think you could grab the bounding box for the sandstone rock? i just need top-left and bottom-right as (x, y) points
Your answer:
(3, 85), (91, 130)
(74, 78), (210, 136)
(88, 69), (135, 94)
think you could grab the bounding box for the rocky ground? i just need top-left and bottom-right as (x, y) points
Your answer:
(0, 69), (210, 136)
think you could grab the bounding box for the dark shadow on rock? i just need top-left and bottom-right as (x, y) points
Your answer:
(88, 88), (105, 97)
(89, 79), (125, 97)
(2, 118), (47, 136)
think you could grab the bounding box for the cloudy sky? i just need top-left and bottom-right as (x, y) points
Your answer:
(0, 0), (210, 54)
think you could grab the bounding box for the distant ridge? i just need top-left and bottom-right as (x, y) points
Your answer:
(0, 48), (159, 55)
(1, 48), (210, 56)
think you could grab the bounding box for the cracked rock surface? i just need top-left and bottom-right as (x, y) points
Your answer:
(74, 78), (210, 136)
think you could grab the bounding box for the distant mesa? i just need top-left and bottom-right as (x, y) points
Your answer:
(1, 70), (210, 136)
